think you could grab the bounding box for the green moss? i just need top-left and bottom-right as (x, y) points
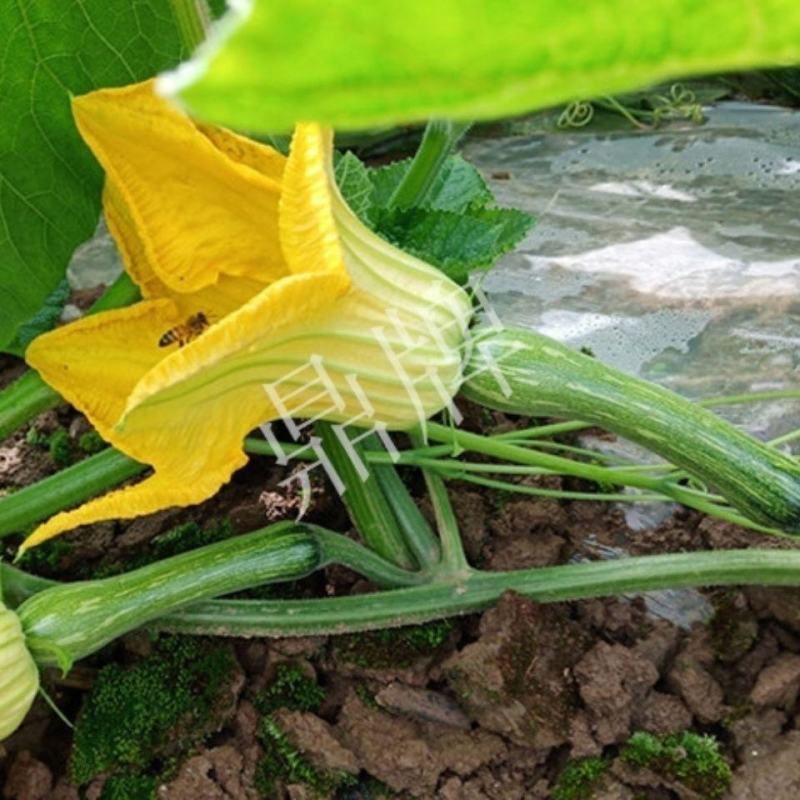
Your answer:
(334, 620), (453, 669)
(70, 636), (237, 785)
(252, 663), (358, 797)
(78, 430), (107, 454)
(47, 428), (73, 467)
(552, 758), (608, 800)
(256, 662), (326, 715)
(256, 716), (356, 799)
(16, 538), (72, 572)
(99, 773), (158, 800)
(621, 732), (732, 800)
(25, 426), (49, 447)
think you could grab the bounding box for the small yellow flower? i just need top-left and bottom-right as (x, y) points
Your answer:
(23, 81), (470, 550)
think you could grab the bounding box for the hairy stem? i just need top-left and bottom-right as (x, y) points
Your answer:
(0, 449), (143, 539)
(159, 548), (800, 637)
(389, 120), (471, 209)
(363, 435), (442, 570)
(315, 422), (416, 569)
(410, 432), (467, 573)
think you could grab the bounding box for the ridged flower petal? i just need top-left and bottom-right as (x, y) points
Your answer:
(73, 81), (287, 295)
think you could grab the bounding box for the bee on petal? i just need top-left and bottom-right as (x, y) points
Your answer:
(158, 312), (211, 348)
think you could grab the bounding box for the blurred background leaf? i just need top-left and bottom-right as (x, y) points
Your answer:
(177, 0), (800, 133)
(0, 0), (196, 354)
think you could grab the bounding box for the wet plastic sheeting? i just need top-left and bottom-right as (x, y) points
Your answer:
(466, 103), (800, 442)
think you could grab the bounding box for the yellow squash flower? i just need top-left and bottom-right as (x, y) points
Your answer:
(23, 81), (471, 551)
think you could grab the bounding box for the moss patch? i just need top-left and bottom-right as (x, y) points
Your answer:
(70, 635), (237, 786)
(99, 772), (158, 800)
(78, 430), (106, 454)
(255, 662), (325, 715)
(621, 731), (732, 800)
(255, 716), (356, 799)
(552, 757), (609, 800)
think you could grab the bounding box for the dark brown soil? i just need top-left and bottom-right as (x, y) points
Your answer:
(3, 363), (800, 799)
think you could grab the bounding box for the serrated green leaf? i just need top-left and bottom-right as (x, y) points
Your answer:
(175, 0), (800, 132)
(332, 150), (532, 282)
(376, 207), (534, 284)
(370, 156), (492, 214)
(0, 1), (190, 352)
(335, 152), (374, 221)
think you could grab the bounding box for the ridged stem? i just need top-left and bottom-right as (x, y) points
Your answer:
(363, 434), (442, 570)
(0, 449), (143, 539)
(315, 422), (416, 569)
(388, 120), (471, 209)
(409, 432), (466, 573)
(168, 0), (209, 51)
(159, 548), (800, 638)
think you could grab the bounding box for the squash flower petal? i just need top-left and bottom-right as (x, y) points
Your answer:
(22, 82), (471, 550)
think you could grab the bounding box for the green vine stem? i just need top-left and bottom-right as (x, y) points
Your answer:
(0, 273), (141, 442)
(1, 417), (792, 543)
(388, 120), (471, 209)
(363, 435), (442, 570)
(315, 422), (416, 570)
(0, 449), (142, 539)
(159, 548), (800, 638)
(0, 372), (60, 445)
(462, 327), (800, 532)
(423, 422), (772, 532)
(409, 432), (467, 574)
(10, 545), (800, 648)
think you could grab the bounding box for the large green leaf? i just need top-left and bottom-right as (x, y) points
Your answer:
(176, 0), (800, 132)
(0, 1), (191, 353)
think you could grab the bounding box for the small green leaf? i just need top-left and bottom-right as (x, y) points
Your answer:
(176, 0), (800, 132)
(370, 155), (492, 214)
(335, 152), (374, 220)
(376, 207), (534, 284)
